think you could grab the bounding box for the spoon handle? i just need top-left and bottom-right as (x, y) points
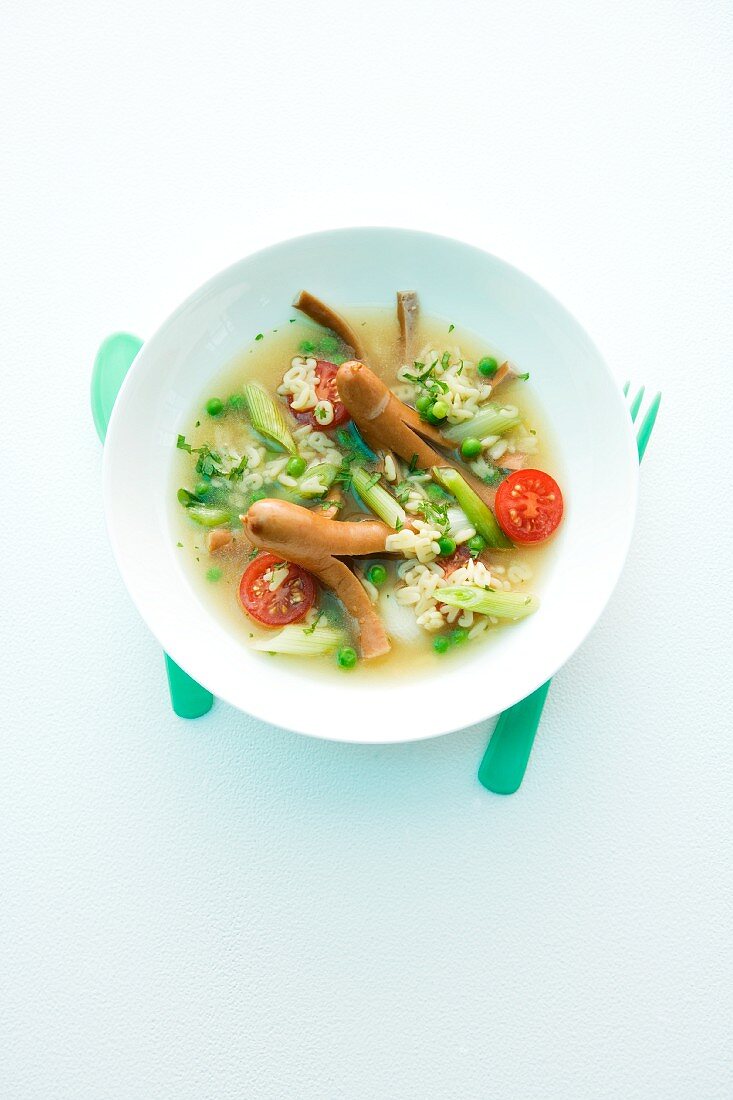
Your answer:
(477, 681), (550, 794)
(92, 333), (213, 719)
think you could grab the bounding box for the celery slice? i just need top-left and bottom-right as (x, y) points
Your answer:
(431, 467), (512, 548)
(242, 382), (296, 453)
(444, 404), (521, 443)
(297, 462), (339, 498)
(351, 466), (406, 529)
(186, 505), (232, 527)
(439, 585), (539, 620)
(253, 623), (346, 655)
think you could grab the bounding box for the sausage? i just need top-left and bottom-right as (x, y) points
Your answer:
(336, 360), (499, 508)
(292, 290), (366, 361)
(206, 527), (233, 553)
(396, 290), (419, 360)
(241, 499), (391, 659)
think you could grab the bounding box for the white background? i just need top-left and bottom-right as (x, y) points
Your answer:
(1, 2), (731, 1098)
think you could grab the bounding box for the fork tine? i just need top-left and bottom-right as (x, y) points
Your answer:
(629, 385), (645, 421)
(623, 380), (630, 396)
(636, 392), (661, 461)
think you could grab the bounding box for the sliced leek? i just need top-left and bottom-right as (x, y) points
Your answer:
(439, 585), (539, 620)
(431, 467), (512, 549)
(444, 404), (521, 444)
(242, 382), (296, 453)
(186, 505), (232, 527)
(297, 462), (339, 498)
(253, 623), (346, 656)
(351, 466), (406, 529)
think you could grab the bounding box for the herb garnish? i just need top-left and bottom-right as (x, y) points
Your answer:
(448, 324), (455, 333)
(228, 454), (249, 482)
(304, 612), (324, 635)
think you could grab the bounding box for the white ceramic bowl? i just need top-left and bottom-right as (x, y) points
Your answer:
(104, 228), (638, 743)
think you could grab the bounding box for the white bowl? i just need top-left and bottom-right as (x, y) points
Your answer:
(104, 228), (638, 743)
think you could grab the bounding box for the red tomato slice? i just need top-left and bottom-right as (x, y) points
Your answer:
(289, 361), (350, 429)
(238, 553), (317, 627)
(495, 469), (564, 544)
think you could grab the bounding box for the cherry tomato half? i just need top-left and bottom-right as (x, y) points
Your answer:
(238, 553), (317, 627)
(494, 469), (564, 544)
(289, 361), (350, 429)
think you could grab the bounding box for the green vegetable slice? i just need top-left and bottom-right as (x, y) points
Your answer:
(431, 467), (512, 549)
(439, 585), (539, 619)
(351, 466), (406, 529)
(297, 462), (339, 498)
(242, 382), (296, 453)
(444, 404), (521, 444)
(252, 623), (346, 656)
(186, 505), (232, 527)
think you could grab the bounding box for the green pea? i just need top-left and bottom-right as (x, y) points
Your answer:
(426, 399), (449, 424)
(467, 534), (487, 556)
(195, 481), (211, 498)
(367, 564), (387, 587)
(299, 339), (316, 355)
(317, 334), (340, 355)
(206, 567), (222, 582)
(477, 357), (498, 377)
(250, 489), (266, 503)
(433, 635), (451, 654)
(206, 397), (224, 416)
(416, 393), (433, 417)
(286, 456), (307, 478)
(228, 393), (245, 409)
(460, 437), (483, 459)
(336, 646), (358, 670)
(437, 536), (456, 557)
(450, 627), (470, 646)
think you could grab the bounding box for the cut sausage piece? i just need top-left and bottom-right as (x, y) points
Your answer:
(241, 499), (391, 659)
(489, 362), (518, 392)
(396, 290), (419, 361)
(292, 290), (366, 361)
(206, 527), (233, 553)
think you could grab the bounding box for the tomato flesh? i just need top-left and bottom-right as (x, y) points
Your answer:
(238, 552), (317, 627)
(494, 469), (563, 544)
(289, 361), (350, 429)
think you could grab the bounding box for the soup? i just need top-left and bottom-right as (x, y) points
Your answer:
(172, 291), (564, 676)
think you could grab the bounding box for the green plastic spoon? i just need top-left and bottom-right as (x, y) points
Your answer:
(91, 333), (214, 719)
(478, 386), (661, 794)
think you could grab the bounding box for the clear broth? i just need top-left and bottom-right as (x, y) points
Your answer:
(171, 307), (563, 679)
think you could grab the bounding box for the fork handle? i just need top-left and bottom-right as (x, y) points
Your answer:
(477, 681), (551, 794)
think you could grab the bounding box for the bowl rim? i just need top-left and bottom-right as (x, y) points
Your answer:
(103, 226), (639, 743)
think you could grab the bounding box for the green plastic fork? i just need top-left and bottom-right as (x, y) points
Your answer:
(477, 385), (661, 794)
(91, 333), (214, 719)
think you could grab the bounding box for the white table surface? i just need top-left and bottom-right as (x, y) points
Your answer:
(1, 2), (731, 1097)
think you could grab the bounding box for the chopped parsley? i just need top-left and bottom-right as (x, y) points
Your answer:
(255, 333), (264, 341)
(416, 498), (451, 534)
(304, 612), (324, 635)
(176, 435), (225, 478)
(228, 454), (249, 482)
(516, 372), (530, 381)
(409, 453), (420, 474)
(448, 323), (455, 333)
